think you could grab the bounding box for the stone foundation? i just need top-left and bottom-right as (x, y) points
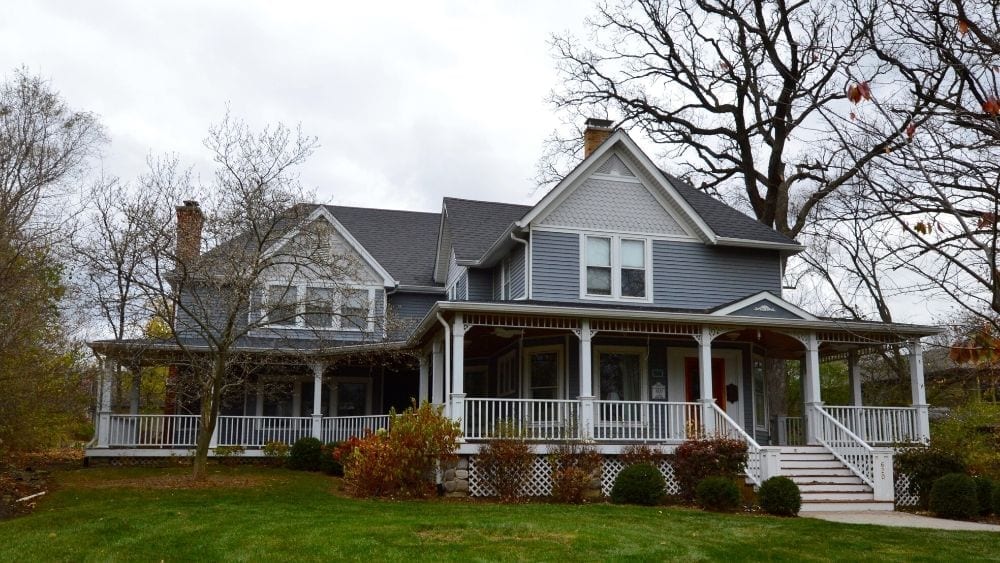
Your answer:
(442, 456), (470, 497)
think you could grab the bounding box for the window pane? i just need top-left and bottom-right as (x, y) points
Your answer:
(621, 268), (645, 297)
(268, 286), (298, 326)
(599, 353), (641, 401)
(621, 239), (645, 268)
(304, 287), (334, 328)
(586, 237), (611, 267)
(587, 267), (612, 295)
(341, 289), (369, 330)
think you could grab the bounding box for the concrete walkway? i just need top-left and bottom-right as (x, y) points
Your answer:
(805, 511), (1000, 532)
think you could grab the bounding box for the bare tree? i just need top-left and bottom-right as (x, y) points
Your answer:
(90, 114), (392, 478)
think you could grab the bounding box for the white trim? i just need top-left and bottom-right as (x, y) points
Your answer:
(533, 224), (699, 244)
(517, 133), (717, 244)
(589, 173), (644, 184)
(578, 233), (653, 303)
(715, 236), (806, 252)
(265, 206), (396, 287)
(666, 347), (743, 424)
(261, 282), (380, 332)
(712, 291), (818, 321)
(496, 350), (517, 397)
(522, 344), (565, 399)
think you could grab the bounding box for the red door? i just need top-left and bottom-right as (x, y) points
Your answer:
(684, 357), (726, 410)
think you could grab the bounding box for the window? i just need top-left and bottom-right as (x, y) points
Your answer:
(497, 350), (516, 397)
(340, 289), (370, 330)
(583, 235), (649, 300)
(304, 287), (334, 328)
(268, 285), (298, 326)
(524, 348), (562, 400)
(499, 258), (512, 300)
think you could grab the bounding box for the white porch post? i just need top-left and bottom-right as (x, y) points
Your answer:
(697, 326), (716, 435)
(431, 338), (444, 405)
(129, 372), (141, 415)
(311, 362), (325, 440)
(847, 349), (863, 407)
(418, 354), (429, 405)
(803, 332), (823, 445)
(577, 319), (595, 440)
(96, 357), (115, 448)
(909, 338), (931, 443)
(450, 313), (466, 425)
(872, 447), (895, 501)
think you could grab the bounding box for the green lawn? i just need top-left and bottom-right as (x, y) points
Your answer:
(1, 466), (999, 562)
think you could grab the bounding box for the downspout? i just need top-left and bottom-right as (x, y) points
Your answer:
(511, 232), (528, 299)
(436, 313), (451, 417)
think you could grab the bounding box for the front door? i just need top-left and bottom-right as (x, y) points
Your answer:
(684, 357), (726, 411)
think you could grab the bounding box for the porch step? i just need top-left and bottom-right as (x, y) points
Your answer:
(781, 453), (837, 462)
(773, 445), (890, 511)
(784, 467), (856, 477)
(798, 501), (894, 512)
(777, 446), (829, 455)
(797, 483), (870, 493)
(781, 460), (844, 469)
(790, 475), (864, 485)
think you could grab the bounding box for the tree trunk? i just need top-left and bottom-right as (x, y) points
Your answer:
(191, 383), (218, 480)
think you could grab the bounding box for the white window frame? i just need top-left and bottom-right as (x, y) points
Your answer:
(521, 345), (564, 400)
(579, 233), (653, 302)
(261, 282), (379, 332)
(752, 355), (768, 432)
(592, 345), (649, 402)
(499, 258), (510, 300)
(496, 350), (517, 397)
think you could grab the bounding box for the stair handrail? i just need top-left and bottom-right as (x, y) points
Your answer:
(710, 403), (762, 486)
(813, 405), (875, 487)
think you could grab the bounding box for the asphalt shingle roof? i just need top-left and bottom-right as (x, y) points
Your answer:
(442, 197), (532, 262)
(660, 171), (800, 246)
(323, 205), (441, 287)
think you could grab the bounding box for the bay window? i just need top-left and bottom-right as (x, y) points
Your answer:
(583, 235), (649, 300)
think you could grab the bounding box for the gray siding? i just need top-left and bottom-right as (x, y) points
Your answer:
(531, 230), (580, 301)
(652, 242), (781, 309)
(467, 269), (493, 301)
(176, 283), (247, 339)
(388, 291), (441, 339)
(531, 230), (782, 309)
(509, 243), (526, 299)
(457, 271), (468, 301)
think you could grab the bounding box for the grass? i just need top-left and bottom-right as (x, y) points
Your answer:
(2, 466), (999, 562)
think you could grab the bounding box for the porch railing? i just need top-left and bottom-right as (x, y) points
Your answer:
(813, 406), (875, 487)
(323, 415), (391, 442)
(593, 401), (702, 442)
(711, 404), (763, 486)
(824, 406), (917, 445)
(216, 416), (313, 448)
(463, 398), (580, 441)
(108, 414), (200, 447)
(775, 416), (804, 446)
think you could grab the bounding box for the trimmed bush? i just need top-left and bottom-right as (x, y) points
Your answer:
(673, 438), (748, 501)
(695, 476), (742, 512)
(620, 444), (666, 467)
(262, 441), (290, 467)
(611, 462), (665, 506)
(288, 437), (323, 471)
(549, 442), (602, 504)
(476, 426), (534, 502)
(758, 476), (801, 516)
(929, 473), (978, 520)
(973, 476), (993, 516)
(895, 446), (967, 508)
(320, 442), (343, 476)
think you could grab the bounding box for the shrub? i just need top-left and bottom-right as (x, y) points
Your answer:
(320, 442), (343, 476)
(620, 444), (666, 467)
(895, 446), (967, 508)
(994, 483), (1000, 516)
(476, 424), (534, 502)
(343, 401), (461, 498)
(930, 402), (1000, 478)
(610, 462), (665, 505)
(929, 473), (978, 520)
(673, 438), (748, 501)
(758, 476), (801, 517)
(212, 445), (245, 466)
(261, 441), (289, 467)
(549, 441), (602, 504)
(695, 476), (742, 512)
(333, 436), (363, 465)
(973, 476), (994, 516)
(288, 437), (323, 471)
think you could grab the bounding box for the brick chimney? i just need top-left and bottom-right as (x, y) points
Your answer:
(583, 118), (614, 158)
(175, 200), (204, 264)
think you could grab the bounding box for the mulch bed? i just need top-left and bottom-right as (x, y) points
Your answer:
(1, 448), (84, 519)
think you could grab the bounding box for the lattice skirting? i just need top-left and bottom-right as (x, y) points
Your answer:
(468, 454), (680, 498)
(895, 473), (919, 507)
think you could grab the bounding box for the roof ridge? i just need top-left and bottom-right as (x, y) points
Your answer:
(320, 203), (440, 217)
(443, 196), (533, 208)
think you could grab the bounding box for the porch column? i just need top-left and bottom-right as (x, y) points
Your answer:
(96, 357), (115, 448)
(431, 338), (444, 405)
(697, 326), (716, 435)
(129, 372), (141, 415)
(418, 354), (429, 405)
(450, 313), (466, 424)
(577, 319), (595, 440)
(909, 338), (931, 443)
(311, 363), (325, 440)
(802, 332), (823, 445)
(847, 349), (863, 407)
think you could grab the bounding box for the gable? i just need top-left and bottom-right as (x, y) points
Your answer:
(727, 299), (802, 319)
(712, 291), (817, 321)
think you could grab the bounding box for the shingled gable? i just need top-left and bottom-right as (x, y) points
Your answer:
(712, 291), (818, 321)
(514, 129), (804, 253)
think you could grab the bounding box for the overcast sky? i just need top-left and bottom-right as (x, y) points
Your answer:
(1, 1), (596, 213)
